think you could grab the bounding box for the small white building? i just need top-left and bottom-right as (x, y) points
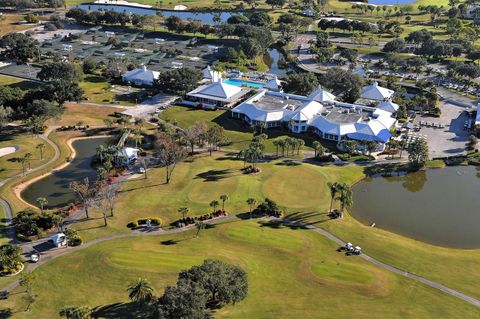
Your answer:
(62, 44), (73, 51)
(50, 233), (67, 248)
(122, 65), (160, 86)
(105, 31), (115, 37)
(118, 147), (139, 164)
(185, 80), (250, 108)
(361, 82), (394, 101)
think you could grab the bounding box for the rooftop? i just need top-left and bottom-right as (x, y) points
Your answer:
(252, 94), (304, 111)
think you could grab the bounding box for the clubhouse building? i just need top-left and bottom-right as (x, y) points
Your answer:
(231, 84), (398, 147)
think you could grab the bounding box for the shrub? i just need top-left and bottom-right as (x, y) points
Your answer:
(127, 218), (162, 228)
(127, 220), (138, 228)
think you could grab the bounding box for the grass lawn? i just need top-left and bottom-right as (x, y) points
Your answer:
(160, 105), (317, 152)
(65, 0), (273, 9)
(1, 219), (478, 318)
(0, 14), (33, 36)
(0, 131), (55, 181)
(48, 102), (121, 127)
(0, 75), (40, 91)
(80, 75), (144, 106)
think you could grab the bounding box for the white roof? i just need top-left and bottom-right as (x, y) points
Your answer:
(376, 100), (399, 113)
(308, 86), (336, 102)
(265, 77), (281, 91)
(122, 66), (160, 84)
(120, 147), (138, 159)
(202, 66), (222, 82)
(196, 81), (242, 100)
(50, 233), (66, 244)
(353, 68), (367, 76)
(361, 82), (394, 101)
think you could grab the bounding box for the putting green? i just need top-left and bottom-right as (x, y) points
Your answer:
(262, 165), (326, 209)
(2, 220), (478, 318)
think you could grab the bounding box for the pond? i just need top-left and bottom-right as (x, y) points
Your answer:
(77, 4), (235, 24)
(264, 48), (288, 77)
(352, 166), (480, 248)
(22, 137), (110, 209)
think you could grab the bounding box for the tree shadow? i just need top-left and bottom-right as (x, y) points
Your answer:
(93, 302), (151, 319)
(195, 169), (234, 182)
(0, 308), (12, 319)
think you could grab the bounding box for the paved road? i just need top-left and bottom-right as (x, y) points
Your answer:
(122, 93), (177, 120)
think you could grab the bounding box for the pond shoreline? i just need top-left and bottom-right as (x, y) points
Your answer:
(15, 135), (110, 210)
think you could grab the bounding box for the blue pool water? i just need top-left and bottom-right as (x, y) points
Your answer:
(223, 78), (265, 88)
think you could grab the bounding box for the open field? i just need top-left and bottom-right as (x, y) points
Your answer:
(65, 0), (273, 9)
(49, 102), (121, 127)
(1, 219), (478, 318)
(0, 75), (40, 90)
(0, 14), (33, 36)
(160, 105), (317, 152)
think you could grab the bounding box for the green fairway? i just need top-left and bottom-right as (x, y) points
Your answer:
(160, 105), (318, 152)
(1, 220), (478, 318)
(0, 132), (55, 181)
(69, 153), (362, 242)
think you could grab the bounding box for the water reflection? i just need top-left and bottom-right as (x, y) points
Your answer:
(22, 137), (109, 209)
(352, 166), (480, 248)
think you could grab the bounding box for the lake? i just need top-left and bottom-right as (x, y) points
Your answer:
(77, 4), (235, 24)
(352, 166), (480, 248)
(264, 48), (288, 77)
(22, 137), (110, 209)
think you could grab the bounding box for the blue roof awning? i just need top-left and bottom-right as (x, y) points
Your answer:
(346, 129), (391, 143)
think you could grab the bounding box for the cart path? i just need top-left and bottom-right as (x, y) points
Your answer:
(2, 216), (480, 310)
(0, 127), (61, 244)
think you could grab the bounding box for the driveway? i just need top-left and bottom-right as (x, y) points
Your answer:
(122, 93), (177, 120)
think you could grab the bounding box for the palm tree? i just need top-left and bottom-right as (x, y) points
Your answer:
(296, 139), (305, 155)
(127, 278), (154, 304)
(36, 197), (48, 213)
(36, 143), (46, 160)
(96, 145), (107, 163)
(219, 194), (229, 212)
(246, 143), (264, 169)
(24, 152), (32, 170)
(336, 183), (353, 219)
(246, 198), (257, 218)
(237, 149), (248, 169)
(327, 182), (340, 213)
(59, 306), (93, 319)
(210, 200), (219, 213)
(195, 221), (205, 237)
(272, 140), (280, 157)
(313, 141), (321, 157)
(178, 207), (189, 220)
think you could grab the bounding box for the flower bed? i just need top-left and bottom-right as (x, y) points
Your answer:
(173, 210), (226, 228)
(127, 217), (162, 229)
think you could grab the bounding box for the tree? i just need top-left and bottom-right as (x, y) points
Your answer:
(382, 38), (405, 52)
(178, 259), (248, 304)
(0, 244), (22, 275)
(0, 33), (38, 64)
(36, 197), (48, 213)
(219, 194), (229, 212)
(0, 105), (13, 130)
(238, 37), (262, 58)
(19, 272), (36, 311)
(157, 282), (209, 319)
(157, 68), (202, 95)
(127, 278), (154, 305)
(266, 0), (286, 8)
(336, 183), (353, 218)
(69, 177), (96, 219)
(312, 141), (325, 158)
(340, 140), (357, 155)
(284, 72), (318, 96)
(178, 207), (189, 220)
(327, 182), (340, 213)
(206, 125), (226, 155)
(246, 198), (257, 218)
(24, 152), (32, 170)
(183, 122), (208, 155)
(247, 11), (272, 26)
(318, 68), (363, 103)
(406, 139), (429, 168)
(195, 221), (205, 238)
(36, 143), (46, 160)
(59, 306), (93, 319)
(154, 132), (187, 184)
(38, 61), (83, 84)
(210, 200), (219, 213)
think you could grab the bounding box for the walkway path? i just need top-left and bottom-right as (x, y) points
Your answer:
(0, 127), (61, 244)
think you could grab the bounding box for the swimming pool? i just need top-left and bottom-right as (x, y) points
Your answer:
(223, 78), (265, 88)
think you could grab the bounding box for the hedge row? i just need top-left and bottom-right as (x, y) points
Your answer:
(127, 217), (162, 228)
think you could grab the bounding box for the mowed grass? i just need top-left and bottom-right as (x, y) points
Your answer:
(65, 0), (273, 9)
(70, 153), (362, 242)
(0, 14), (33, 36)
(0, 75), (40, 90)
(1, 220), (479, 318)
(0, 132), (55, 181)
(160, 105), (316, 152)
(48, 102), (121, 127)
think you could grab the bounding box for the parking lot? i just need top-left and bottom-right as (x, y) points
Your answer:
(413, 101), (472, 159)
